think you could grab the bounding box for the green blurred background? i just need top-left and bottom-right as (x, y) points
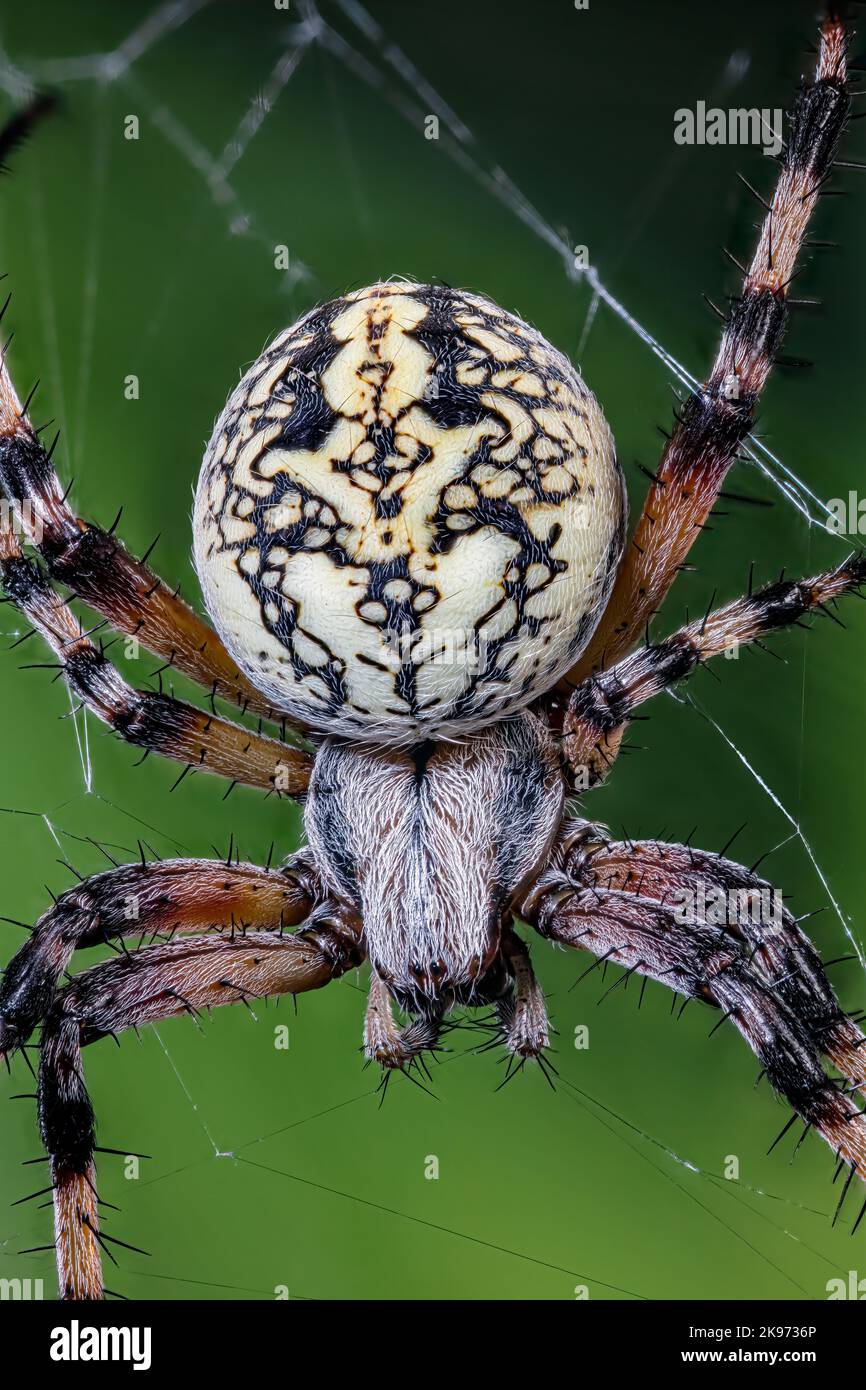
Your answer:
(0, 0), (865, 1301)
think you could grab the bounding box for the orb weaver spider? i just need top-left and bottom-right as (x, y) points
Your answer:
(0, 11), (864, 1301)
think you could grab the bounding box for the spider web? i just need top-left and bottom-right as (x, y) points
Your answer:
(0, 0), (863, 1302)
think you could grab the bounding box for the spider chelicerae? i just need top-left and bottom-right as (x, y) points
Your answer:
(0, 11), (864, 1302)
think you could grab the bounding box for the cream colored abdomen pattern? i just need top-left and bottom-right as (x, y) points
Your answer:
(194, 282), (626, 742)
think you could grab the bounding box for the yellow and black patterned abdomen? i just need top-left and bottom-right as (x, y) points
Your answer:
(194, 282), (625, 741)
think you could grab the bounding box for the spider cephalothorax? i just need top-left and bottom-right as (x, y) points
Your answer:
(1, 11), (865, 1302)
(305, 711), (564, 1023)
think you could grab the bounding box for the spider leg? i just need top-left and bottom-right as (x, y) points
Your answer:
(548, 822), (866, 1087)
(0, 519), (313, 795)
(0, 355), (293, 726)
(562, 555), (866, 785)
(38, 919), (362, 1300)
(560, 14), (852, 686)
(0, 849), (319, 1059)
(522, 832), (866, 1195)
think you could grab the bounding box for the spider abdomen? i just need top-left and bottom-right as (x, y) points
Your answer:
(194, 282), (625, 741)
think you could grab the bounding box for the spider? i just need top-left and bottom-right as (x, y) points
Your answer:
(0, 10), (864, 1303)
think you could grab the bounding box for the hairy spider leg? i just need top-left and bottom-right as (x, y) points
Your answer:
(562, 555), (866, 784)
(0, 851), (318, 1057)
(560, 16), (851, 693)
(0, 512), (313, 795)
(546, 827), (866, 1089)
(522, 826), (866, 1210)
(39, 923), (360, 1299)
(0, 351), (298, 726)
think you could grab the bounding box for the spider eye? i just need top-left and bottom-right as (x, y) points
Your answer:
(193, 282), (625, 741)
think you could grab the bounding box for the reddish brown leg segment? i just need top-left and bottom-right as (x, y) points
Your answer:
(0, 354), (291, 725)
(563, 557), (866, 786)
(0, 519), (313, 796)
(563, 17), (851, 684)
(0, 853), (318, 1059)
